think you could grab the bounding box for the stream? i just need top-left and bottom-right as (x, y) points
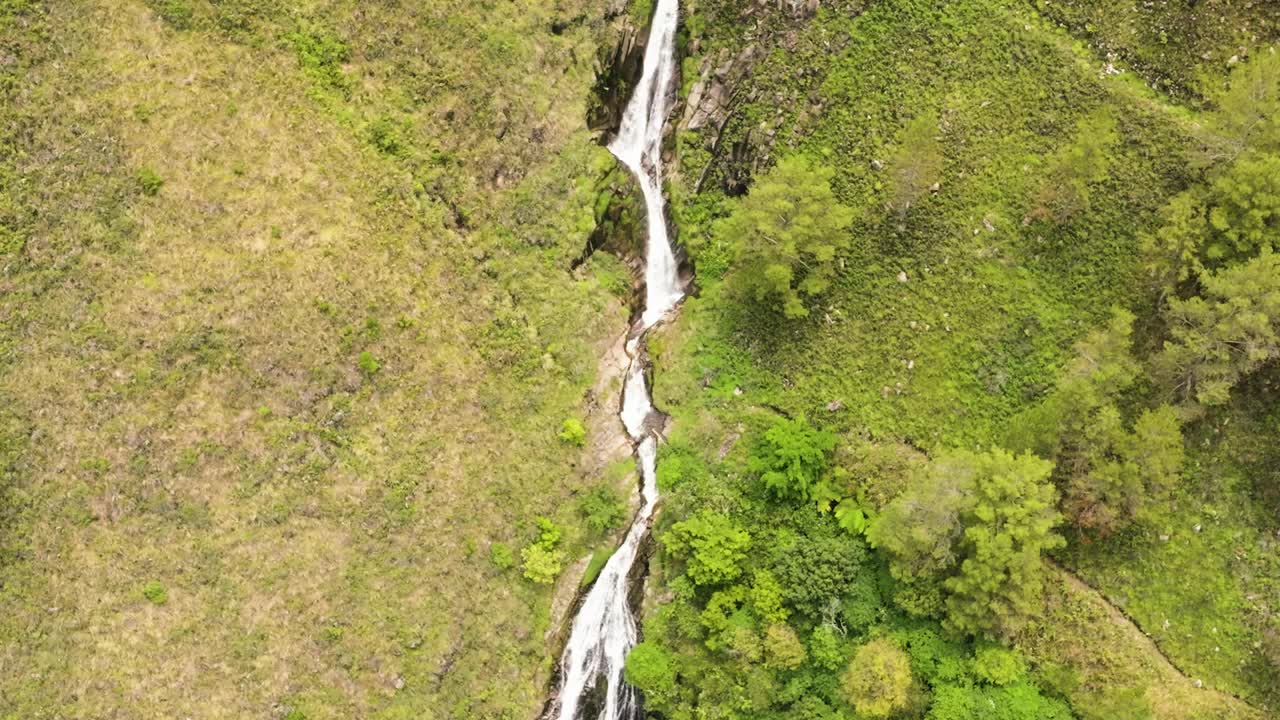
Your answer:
(546, 0), (684, 718)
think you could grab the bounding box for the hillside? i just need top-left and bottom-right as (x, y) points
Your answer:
(3, 1), (1279, 719)
(1, 1), (638, 717)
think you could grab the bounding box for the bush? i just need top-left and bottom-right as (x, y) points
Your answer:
(749, 415), (836, 502)
(576, 483), (625, 532)
(521, 517), (565, 584)
(149, 0), (193, 29)
(489, 542), (514, 571)
(558, 417), (587, 447)
(142, 580), (167, 605)
(357, 351), (380, 376)
(664, 511), (751, 586)
(1073, 686), (1152, 720)
(521, 543), (565, 584)
(137, 167), (164, 196)
(286, 28), (351, 94)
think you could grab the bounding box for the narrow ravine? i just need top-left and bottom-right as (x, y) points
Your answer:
(546, 1), (684, 719)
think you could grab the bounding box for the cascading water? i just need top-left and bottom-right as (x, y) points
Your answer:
(547, 1), (685, 719)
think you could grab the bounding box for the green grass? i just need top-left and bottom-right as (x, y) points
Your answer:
(1028, 0), (1280, 102)
(1059, 369), (1280, 708)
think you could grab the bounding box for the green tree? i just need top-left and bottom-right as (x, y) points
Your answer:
(749, 415), (837, 502)
(763, 624), (807, 670)
(1139, 190), (1209, 295)
(714, 155), (857, 318)
(888, 112), (944, 219)
(871, 450), (1064, 638)
(1029, 109), (1118, 224)
(664, 511), (751, 586)
(1155, 251), (1280, 410)
(942, 451), (1064, 638)
(1208, 153), (1280, 260)
(927, 683), (1073, 720)
(1008, 311), (1185, 537)
(867, 452), (977, 589)
(809, 625), (844, 671)
(770, 533), (868, 618)
(841, 637), (914, 718)
(749, 569), (789, 625)
(971, 644), (1027, 686)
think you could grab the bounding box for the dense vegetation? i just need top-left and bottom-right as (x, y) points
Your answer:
(634, 0), (1280, 718)
(2, 0), (1278, 719)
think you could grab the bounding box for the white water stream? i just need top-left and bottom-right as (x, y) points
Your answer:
(548, 1), (684, 718)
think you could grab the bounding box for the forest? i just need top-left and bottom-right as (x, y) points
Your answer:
(1, 1), (1278, 719)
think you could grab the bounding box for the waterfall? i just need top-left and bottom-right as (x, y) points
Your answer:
(547, 1), (684, 718)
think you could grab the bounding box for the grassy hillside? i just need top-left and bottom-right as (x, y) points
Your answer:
(639, 0), (1280, 717)
(0, 1), (636, 717)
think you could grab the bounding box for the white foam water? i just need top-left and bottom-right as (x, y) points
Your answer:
(548, 1), (685, 718)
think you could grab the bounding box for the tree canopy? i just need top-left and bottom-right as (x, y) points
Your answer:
(841, 637), (915, 718)
(1155, 251), (1280, 410)
(664, 511), (752, 587)
(714, 155), (857, 318)
(870, 449), (1064, 638)
(749, 414), (837, 502)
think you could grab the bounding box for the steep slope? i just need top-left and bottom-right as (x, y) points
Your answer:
(0, 1), (636, 717)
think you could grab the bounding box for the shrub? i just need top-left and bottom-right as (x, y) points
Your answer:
(558, 418), (587, 447)
(142, 580), (167, 605)
(357, 351), (380, 376)
(149, 0), (194, 29)
(521, 517), (565, 584)
(576, 483), (625, 532)
(749, 415), (836, 502)
(520, 543), (565, 584)
(286, 28), (351, 94)
(664, 511), (751, 586)
(489, 542), (514, 571)
(137, 167), (164, 196)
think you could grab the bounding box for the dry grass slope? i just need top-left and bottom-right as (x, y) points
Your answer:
(0, 0), (635, 718)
